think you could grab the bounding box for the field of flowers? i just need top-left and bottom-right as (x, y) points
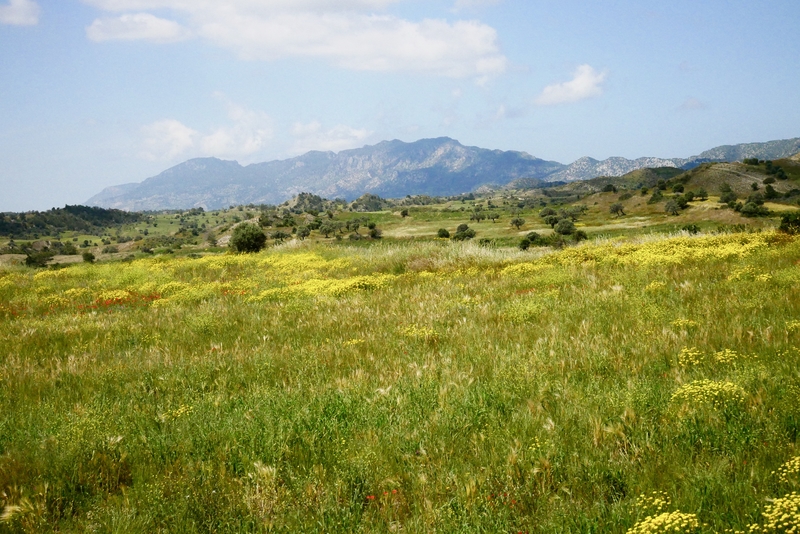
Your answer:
(1, 230), (800, 532)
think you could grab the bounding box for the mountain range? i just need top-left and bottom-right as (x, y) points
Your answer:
(87, 137), (800, 211)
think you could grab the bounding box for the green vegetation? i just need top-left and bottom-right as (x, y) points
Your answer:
(1, 163), (800, 530)
(2, 230), (800, 532)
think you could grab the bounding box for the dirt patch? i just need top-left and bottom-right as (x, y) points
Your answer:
(0, 254), (26, 266)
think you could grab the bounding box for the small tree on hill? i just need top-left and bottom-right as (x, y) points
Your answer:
(554, 219), (575, 235)
(609, 203), (625, 217)
(510, 217), (525, 229)
(665, 200), (680, 216)
(230, 223), (267, 253)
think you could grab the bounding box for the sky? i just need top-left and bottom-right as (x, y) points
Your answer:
(1, 0), (799, 211)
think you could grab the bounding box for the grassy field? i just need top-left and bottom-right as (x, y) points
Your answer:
(2, 228), (800, 532)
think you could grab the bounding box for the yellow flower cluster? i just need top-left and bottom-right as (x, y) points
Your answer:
(678, 347), (753, 367)
(499, 263), (548, 277)
(249, 274), (397, 302)
(787, 321), (800, 333)
(627, 511), (701, 534)
(775, 457), (800, 485)
(97, 289), (131, 302)
(160, 404), (193, 422)
(502, 298), (544, 324)
(551, 232), (772, 268)
(714, 349), (748, 365)
(671, 380), (747, 409)
(678, 347), (703, 367)
(401, 324), (440, 344)
(342, 338), (365, 347)
(729, 266), (758, 281)
(748, 492), (800, 533)
(645, 281), (668, 292)
(672, 319), (699, 329)
(635, 491), (672, 515)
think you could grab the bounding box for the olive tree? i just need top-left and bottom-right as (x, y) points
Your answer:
(229, 223), (267, 253)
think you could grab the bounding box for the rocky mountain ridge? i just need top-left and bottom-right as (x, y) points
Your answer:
(87, 136), (800, 211)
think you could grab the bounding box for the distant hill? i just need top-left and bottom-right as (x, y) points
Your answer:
(87, 136), (800, 211)
(87, 138), (564, 211)
(0, 205), (143, 239)
(686, 138), (800, 163)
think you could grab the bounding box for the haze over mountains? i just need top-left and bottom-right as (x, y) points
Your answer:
(87, 137), (800, 211)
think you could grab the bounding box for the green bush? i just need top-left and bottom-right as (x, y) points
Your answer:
(554, 219), (575, 235)
(229, 223), (267, 253)
(437, 228), (450, 239)
(778, 212), (800, 234)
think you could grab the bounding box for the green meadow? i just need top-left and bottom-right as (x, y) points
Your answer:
(2, 228), (800, 532)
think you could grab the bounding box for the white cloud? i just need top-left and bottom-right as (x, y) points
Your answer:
(81, 0), (506, 79)
(291, 121), (371, 154)
(87, 13), (191, 42)
(200, 96), (273, 157)
(140, 119), (198, 161)
(535, 64), (607, 106)
(140, 97), (273, 162)
(0, 0), (40, 26)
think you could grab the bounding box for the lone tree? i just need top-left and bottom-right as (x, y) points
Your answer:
(544, 215), (560, 228)
(665, 200), (680, 216)
(609, 203), (625, 217)
(296, 226), (311, 241)
(319, 223), (336, 238)
(229, 223), (267, 253)
(510, 217), (526, 229)
(554, 219), (575, 235)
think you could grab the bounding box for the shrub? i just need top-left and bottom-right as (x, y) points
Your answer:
(740, 202), (769, 217)
(602, 184), (617, 193)
(648, 190), (664, 204)
(510, 217), (526, 229)
(82, 251), (96, 263)
(544, 215), (560, 228)
(554, 219), (575, 235)
(719, 191), (737, 205)
(573, 230), (588, 242)
(610, 203), (625, 217)
(672, 184), (684, 193)
(518, 238), (530, 250)
(665, 200), (680, 215)
(779, 212), (800, 234)
(229, 223), (267, 253)
(618, 192), (633, 201)
(369, 228), (382, 239)
(437, 228), (450, 239)
(25, 251), (55, 268)
(539, 207), (556, 218)
(452, 226), (476, 241)
(682, 224), (700, 235)
(763, 175), (776, 185)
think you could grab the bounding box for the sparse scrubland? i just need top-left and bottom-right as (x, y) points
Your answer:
(2, 227), (800, 532)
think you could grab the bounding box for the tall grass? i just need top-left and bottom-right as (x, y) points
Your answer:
(1, 232), (799, 532)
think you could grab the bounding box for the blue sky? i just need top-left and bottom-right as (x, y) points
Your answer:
(1, 0), (798, 211)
